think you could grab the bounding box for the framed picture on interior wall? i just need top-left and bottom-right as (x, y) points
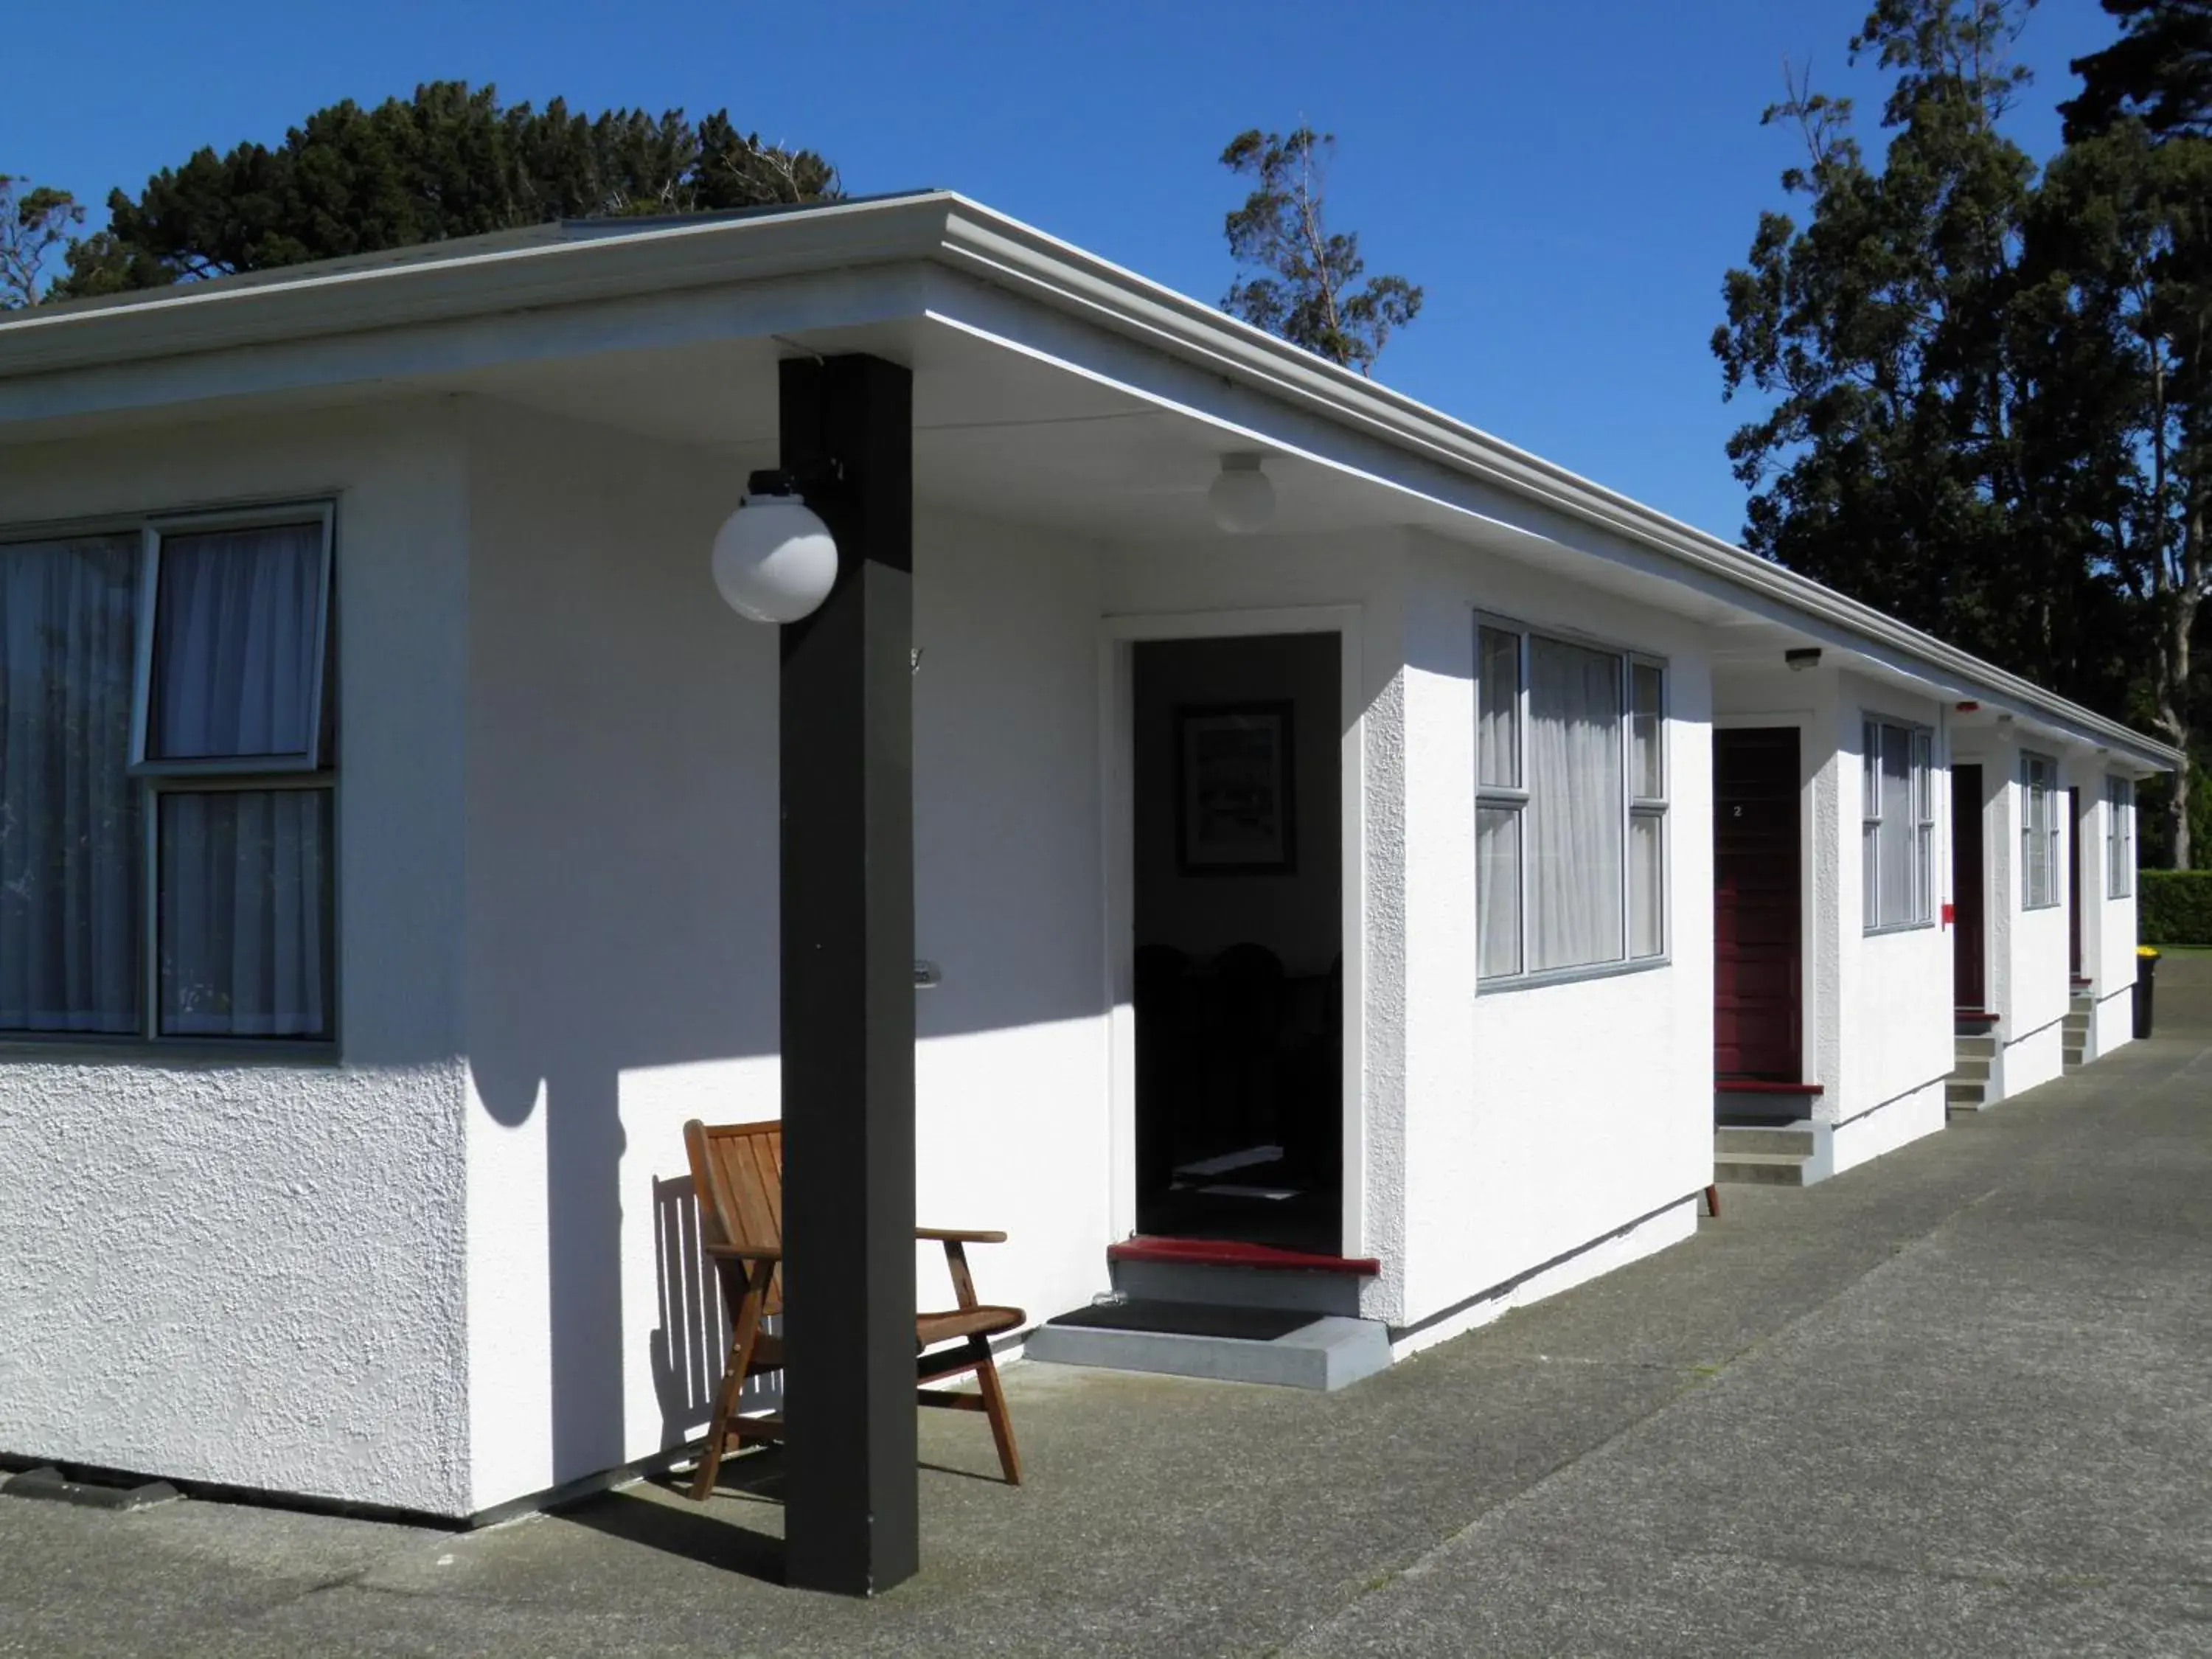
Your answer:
(1175, 701), (1296, 874)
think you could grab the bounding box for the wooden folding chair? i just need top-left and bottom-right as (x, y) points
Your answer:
(680, 1119), (1026, 1500)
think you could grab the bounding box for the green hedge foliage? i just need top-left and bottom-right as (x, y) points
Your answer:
(2140, 869), (2212, 946)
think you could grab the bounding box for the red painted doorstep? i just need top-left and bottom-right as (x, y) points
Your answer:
(1107, 1237), (1382, 1276)
(1714, 1080), (1825, 1096)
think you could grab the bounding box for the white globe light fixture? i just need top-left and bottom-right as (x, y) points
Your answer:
(1208, 453), (1276, 534)
(711, 470), (839, 624)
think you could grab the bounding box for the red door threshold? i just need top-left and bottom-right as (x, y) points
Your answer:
(1107, 1237), (1382, 1276)
(1715, 1079), (1825, 1096)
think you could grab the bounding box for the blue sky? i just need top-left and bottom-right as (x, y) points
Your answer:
(7, 0), (2120, 543)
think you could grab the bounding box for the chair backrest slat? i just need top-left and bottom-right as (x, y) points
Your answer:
(683, 1119), (785, 1314)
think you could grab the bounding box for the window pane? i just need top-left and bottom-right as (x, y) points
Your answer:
(1879, 725), (1914, 924)
(1916, 824), (1933, 922)
(2023, 757), (2056, 908)
(159, 788), (333, 1038)
(1630, 810), (1663, 959)
(1861, 723), (1879, 823)
(0, 537), (144, 1034)
(1863, 823), (1880, 930)
(1477, 806), (1522, 978)
(2108, 777), (2132, 899)
(1913, 730), (1933, 821)
(1477, 627), (1520, 789)
(1630, 662), (1663, 799)
(1527, 636), (1624, 971)
(151, 522), (324, 762)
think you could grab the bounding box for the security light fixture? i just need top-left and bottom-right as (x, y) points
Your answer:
(1784, 647), (1822, 672)
(712, 469), (839, 623)
(1208, 453), (1276, 534)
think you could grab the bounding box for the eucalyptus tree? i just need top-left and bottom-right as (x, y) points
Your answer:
(1220, 127), (1422, 374)
(1, 176), (81, 306)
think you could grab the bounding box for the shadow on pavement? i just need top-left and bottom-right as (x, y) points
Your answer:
(549, 1453), (787, 1585)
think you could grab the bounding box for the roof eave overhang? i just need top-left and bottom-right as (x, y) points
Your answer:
(0, 191), (2182, 773)
(928, 206), (2181, 772)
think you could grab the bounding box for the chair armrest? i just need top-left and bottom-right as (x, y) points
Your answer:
(705, 1242), (783, 1262)
(917, 1227), (1008, 1245)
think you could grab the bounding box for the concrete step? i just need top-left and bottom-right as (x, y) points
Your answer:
(1946, 1081), (1988, 1106)
(2064, 1048), (2086, 1070)
(1025, 1300), (1390, 1391)
(1713, 1151), (1810, 1187)
(1950, 1057), (1991, 1083)
(1714, 1127), (1815, 1158)
(1955, 1034), (1997, 1060)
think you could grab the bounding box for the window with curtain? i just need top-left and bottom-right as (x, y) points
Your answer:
(0, 511), (335, 1044)
(1476, 620), (1666, 984)
(0, 535), (144, 1034)
(1861, 718), (1935, 932)
(2106, 775), (2134, 900)
(2021, 751), (2059, 910)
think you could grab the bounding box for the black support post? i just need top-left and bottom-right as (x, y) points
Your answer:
(776, 354), (919, 1596)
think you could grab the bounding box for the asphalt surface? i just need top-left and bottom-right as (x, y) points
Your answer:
(3, 956), (2207, 1658)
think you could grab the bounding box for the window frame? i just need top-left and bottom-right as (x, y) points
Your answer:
(2020, 751), (2061, 911)
(2105, 773), (2134, 900)
(1860, 716), (1938, 936)
(129, 502), (336, 778)
(0, 499), (340, 1057)
(1475, 613), (1669, 991)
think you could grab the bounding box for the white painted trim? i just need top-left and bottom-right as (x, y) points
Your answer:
(1097, 604), (1367, 1258)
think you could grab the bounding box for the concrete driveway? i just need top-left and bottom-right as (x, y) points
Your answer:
(4, 957), (2208, 1658)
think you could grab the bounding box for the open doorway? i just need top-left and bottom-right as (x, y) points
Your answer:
(1953, 765), (1986, 1010)
(1130, 633), (1342, 1253)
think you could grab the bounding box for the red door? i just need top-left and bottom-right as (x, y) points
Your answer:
(1714, 728), (1802, 1081)
(1952, 765), (1986, 1010)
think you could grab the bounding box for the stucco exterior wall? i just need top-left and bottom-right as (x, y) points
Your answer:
(1097, 532), (1409, 1317)
(2079, 771), (2139, 1059)
(1395, 534), (1712, 1335)
(1832, 676), (1953, 1138)
(0, 407), (473, 1514)
(1711, 666), (1840, 1099)
(462, 404), (1113, 1509)
(2012, 739), (2072, 1095)
(1956, 731), (2071, 1099)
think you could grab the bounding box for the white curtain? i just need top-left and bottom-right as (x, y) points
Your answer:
(1477, 627), (1520, 787)
(1528, 638), (1623, 970)
(0, 538), (142, 1033)
(1476, 807), (1521, 977)
(1629, 813), (1663, 959)
(159, 789), (331, 1037)
(1879, 724), (1915, 924)
(153, 524), (321, 761)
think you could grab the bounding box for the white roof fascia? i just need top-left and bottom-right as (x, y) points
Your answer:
(0, 192), (959, 378)
(0, 190), (2180, 773)
(929, 200), (2182, 773)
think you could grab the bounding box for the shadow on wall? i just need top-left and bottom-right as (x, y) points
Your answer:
(649, 1174), (782, 1451)
(462, 432), (1109, 1494)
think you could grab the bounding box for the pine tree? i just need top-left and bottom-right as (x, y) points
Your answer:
(57, 83), (838, 299)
